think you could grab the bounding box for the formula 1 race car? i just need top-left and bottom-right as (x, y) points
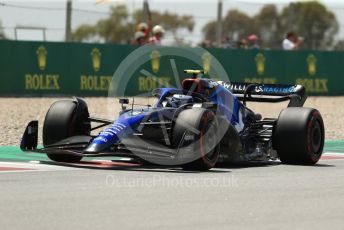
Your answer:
(21, 70), (325, 170)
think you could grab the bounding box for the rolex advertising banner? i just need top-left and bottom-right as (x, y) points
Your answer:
(0, 40), (135, 96)
(0, 40), (343, 96)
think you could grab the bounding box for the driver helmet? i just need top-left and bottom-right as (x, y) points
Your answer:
(169, 94), (193, 108)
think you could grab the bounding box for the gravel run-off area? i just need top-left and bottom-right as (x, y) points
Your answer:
(0, 97), (343, 146)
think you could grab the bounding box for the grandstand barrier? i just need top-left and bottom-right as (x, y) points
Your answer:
(0, 40), (343, 96)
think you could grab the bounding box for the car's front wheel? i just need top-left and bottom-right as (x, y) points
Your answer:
(43, 98), (90, 163)
(172, 108), (220, 171)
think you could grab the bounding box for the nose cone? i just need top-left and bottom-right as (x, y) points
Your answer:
(85, 143), (108, 153)
(84, 114), (145, 154)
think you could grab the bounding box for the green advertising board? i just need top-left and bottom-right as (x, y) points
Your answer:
(0, 40), (343, 96)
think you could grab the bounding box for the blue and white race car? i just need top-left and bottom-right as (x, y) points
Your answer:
(21, 70), (325, 170)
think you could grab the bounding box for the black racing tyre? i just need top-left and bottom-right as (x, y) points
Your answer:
(43, 99), (90, 163)
(172, 108), (220, 171)
(273, 107), (325, 165)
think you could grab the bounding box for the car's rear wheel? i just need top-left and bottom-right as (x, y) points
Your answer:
(172, 108), (220, 171)
(273, 107), (325, 165)
(43, 98), (90, 163)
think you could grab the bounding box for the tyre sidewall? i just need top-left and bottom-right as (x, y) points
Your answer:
(273, 107), (325, 165)
(173, 108), (220, 170)
(43, 99), (90, 163)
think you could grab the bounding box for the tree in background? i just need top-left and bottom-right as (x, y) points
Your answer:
(73, 5), (132, 43)
(72, 5), (194, 44)
(72, 25), (98, 42)
(0, 20), (6, 39)
(252, 4), (282, 49)
(222, 10), (254, 42)
(334, 40), (344, 50)
(279, 1), (338, 50)
(202, 1), (338, 50)
(97, 5), (132, 43)
(203, 9), (252, 43)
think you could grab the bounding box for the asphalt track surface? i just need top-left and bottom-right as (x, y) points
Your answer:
(0, 142), (344, 230)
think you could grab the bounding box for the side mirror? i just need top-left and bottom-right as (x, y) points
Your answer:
(119, 98), (129, 111)
(119, 98), (129, 104)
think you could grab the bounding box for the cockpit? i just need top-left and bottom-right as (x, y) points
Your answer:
(164, 94), (194, 108)
(182, 78), (217, 97)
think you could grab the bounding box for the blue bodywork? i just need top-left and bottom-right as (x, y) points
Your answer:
(20, 76), (308, 165)
(85, 80), (246, 153)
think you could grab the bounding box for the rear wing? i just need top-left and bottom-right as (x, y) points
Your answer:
(217, 81), (307, 107)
